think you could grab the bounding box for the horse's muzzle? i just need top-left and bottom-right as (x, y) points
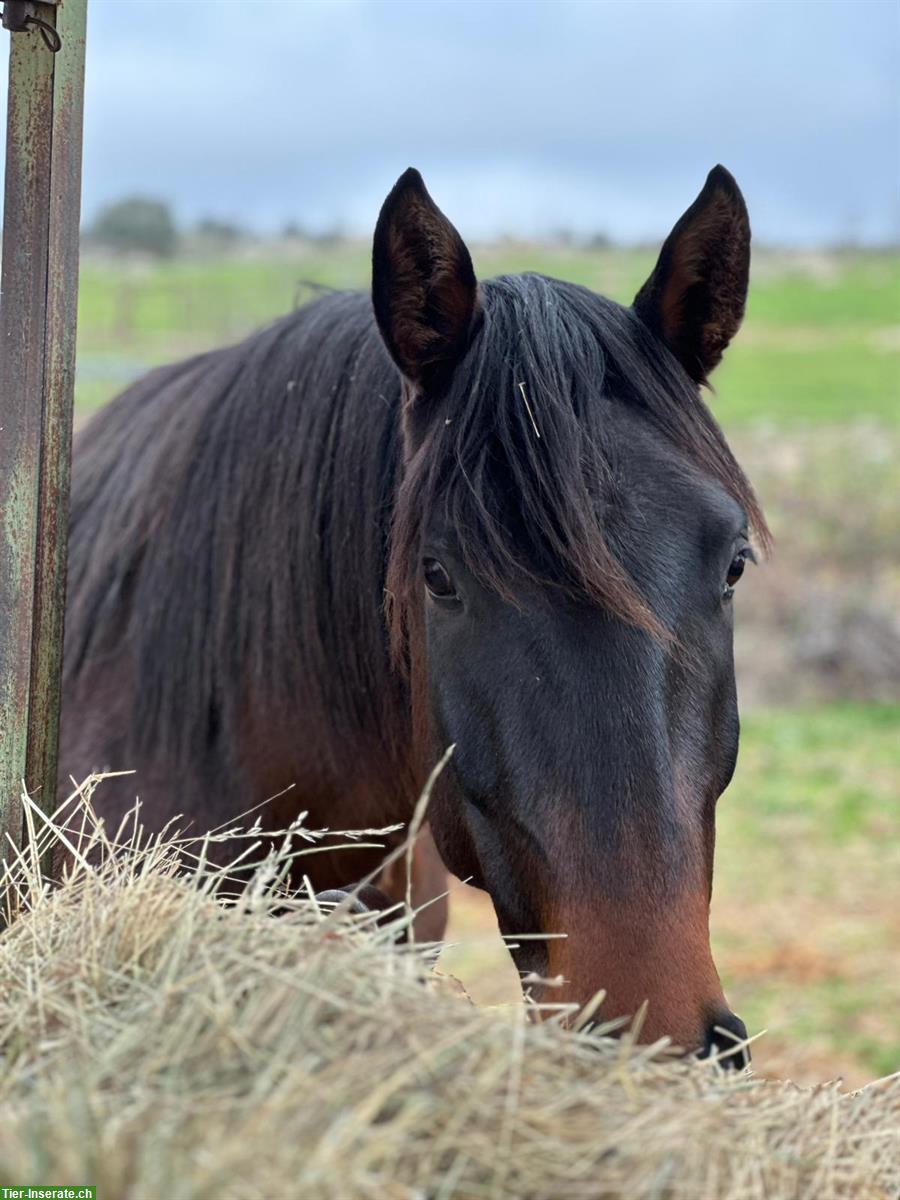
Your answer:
(699, 1010), (750, 1069)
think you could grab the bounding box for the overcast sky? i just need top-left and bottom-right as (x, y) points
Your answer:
(2, 0), (898, 244)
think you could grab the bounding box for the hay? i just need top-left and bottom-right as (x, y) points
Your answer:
(0, 777), (897, 1200)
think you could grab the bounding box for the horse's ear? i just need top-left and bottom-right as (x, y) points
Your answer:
(633, 165), (750, 384)
(372, 168), (479, 391)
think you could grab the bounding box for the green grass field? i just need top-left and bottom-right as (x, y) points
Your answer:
(715, 703), (900, 1083)
(74, 245), (900, 427)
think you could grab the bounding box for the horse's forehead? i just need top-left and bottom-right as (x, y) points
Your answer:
(603, 402), (748, 536)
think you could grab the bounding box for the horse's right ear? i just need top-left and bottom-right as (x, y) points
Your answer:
(372, 168), (479, 392)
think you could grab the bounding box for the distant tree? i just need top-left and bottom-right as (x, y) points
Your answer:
(90, 197), (179, 258)
(586, 232), (611, 251)
(281, 220), (308, 240)
(195, 216), (245, 247)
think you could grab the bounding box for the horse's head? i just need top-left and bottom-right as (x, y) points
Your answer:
(373, 167), (766, 1064)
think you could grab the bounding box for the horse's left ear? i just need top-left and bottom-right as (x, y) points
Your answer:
(372, 168), (479, 392)
(633, 165), (750, 384)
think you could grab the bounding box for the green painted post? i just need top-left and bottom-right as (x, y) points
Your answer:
(0, 0), (87, 862)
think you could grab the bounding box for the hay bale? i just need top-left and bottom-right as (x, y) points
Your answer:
(0, 778), (897, 1199)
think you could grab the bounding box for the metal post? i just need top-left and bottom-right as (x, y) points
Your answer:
(0, 0), (87, 855)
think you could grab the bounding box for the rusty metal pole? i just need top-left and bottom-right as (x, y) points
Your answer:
(0, 0), (87, 858)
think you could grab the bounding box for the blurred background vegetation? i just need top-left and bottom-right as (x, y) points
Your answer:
(73, 203), (899, 1087)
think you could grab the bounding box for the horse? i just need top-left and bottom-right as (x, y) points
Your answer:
(60, 164), (767, 1064)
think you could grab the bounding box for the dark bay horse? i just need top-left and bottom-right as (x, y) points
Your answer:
(60, 165), (767, 1063)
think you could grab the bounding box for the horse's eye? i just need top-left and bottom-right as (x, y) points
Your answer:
(423, 557), (457, 601)
(726, 555), (747, 588)
(724, 547), (755, 598)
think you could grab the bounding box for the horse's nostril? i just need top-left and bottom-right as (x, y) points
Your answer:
(699, 1011), (750, 1069)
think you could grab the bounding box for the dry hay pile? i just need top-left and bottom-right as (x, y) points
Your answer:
(0, 777), (897, 1200)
